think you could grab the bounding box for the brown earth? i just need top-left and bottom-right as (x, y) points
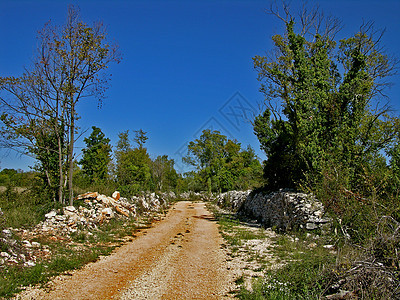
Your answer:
(15, 201), (236, 299)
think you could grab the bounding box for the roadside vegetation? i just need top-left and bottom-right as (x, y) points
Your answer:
(0, 198), (162, 298)
(249, 2), (400, 298)
(1, 1), (400, 299)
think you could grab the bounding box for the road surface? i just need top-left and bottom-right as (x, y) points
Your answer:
(17, 201), (235, 299)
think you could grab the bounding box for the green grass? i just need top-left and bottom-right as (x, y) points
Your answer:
(237, 232), (336, 299)
(0, 245), (114, 298)
(0, 210), (157, 298)
(208, 203), (336, 299)
(0, 188), (41, 229)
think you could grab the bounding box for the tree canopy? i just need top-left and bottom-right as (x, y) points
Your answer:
(79, 126), (112, 182)
(253, 6), (399, 191)
(0, 6), (120, 204)
(184, 129), (262, 193)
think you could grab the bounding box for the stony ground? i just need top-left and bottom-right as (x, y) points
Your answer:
(14, 201), (238, 299)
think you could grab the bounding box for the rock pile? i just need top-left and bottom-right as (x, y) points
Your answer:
(0, 191), (175, 268)
(178, 191), (210, 200)
(0, 228), (39, 267)
(216, 190), (331, 232)
(132, 192), (173, 214)
(38, 191), (135, 235)
(38, 191), (174, 236)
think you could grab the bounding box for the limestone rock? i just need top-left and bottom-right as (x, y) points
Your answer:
(217, 190), (332, 232)
(102, 207), (114, 218)
(97, 194), (116, 206)
(112, 191), (121, 201)
(45, 210), (57, 219)
(75, 192), (99, 200)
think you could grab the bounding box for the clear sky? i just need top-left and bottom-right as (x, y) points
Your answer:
(1, 0), (399, 173)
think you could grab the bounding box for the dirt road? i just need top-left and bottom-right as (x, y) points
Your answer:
(18, 201), (235, 299)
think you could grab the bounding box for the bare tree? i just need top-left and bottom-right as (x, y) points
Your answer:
(0, 5), (121, 204)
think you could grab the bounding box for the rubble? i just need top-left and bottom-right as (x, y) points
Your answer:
(0, 227), (37, 268)
(34, 191), (176, 236)
(0, 191), (176, 269)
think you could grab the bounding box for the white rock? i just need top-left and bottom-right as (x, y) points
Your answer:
(2, 229), (12, 237)
(31, 242), (40, 248)
(55, 215), (66, 221)
(0, 252), (10, 258)
(23, 240), (32, 247)
(98, 194), (116, 206)
(64, 206), (76, 212)
(45, 210), (57, 219)
(25, 260), (36, 267)
(306, 223), (318, 230)
(102, 207), (114, 218)
(112, 191), (121, 200)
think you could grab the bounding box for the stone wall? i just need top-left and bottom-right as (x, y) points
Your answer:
(216, 190), (331, 232)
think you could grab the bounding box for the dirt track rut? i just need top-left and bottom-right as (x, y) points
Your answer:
(17, 201), (234, 299)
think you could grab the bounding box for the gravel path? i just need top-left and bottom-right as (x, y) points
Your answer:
(16, 201), (235, 299)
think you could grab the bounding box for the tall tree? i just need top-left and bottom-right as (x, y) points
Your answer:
(151, 155), (178, 191)
(0, 6), (121, 204)
(115, 130), (152, 195)
(253, 3), (399, 191)
(134, 129), (148, 150)
(79, 126), (112, 182)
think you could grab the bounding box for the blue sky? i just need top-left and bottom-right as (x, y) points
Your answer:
(1, 0), (399, 173)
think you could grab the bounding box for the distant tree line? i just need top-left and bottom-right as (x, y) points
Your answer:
(74, 127), (262, 196)
(183, 129), (263, 193)
(74, 127), (179, 196)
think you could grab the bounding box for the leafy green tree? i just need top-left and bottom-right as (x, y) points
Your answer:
(184, 130), (228, 193)
(115, 130), (152, 195)
(79, 126), (112, 183)
(184, 129), (262, 192)
(0, 169), (35, 187)
(253, 5), (399, 191)
(31, 120), (64, 202)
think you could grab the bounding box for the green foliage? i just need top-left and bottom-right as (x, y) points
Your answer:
(251, 6), (400, 297)
(183, 129), (263, 193)
(151, 155), (178, 192)
(0, 169), (35, 187)
(0, 186), (41, 228)
(115, 130), (152, 196)
(240, 256), (332, 300)
(133, 129), (148, 150)
(253, 18), (399, 192)
(79, 126), (112, 183)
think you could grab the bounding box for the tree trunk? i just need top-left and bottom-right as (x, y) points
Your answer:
(58, 134), (64, 204)
(68, 104), (75, 205)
